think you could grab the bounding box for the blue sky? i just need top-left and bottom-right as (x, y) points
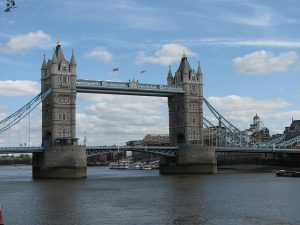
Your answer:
(1, 0), (300, 146)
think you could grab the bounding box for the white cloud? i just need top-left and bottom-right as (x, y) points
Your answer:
(233, 50), (298, 75)
(136, 43), (196, 65)
(208, 95), (290, 112)
(206, 95), (295, 134)
(0, 80), (40, 96)
(174, 38), (300, 48)
(220, 3), (274, 27)
(77, 94), (168, 145)
(85, 47), (113, 62)
(225, 40), (300, 48)
(181, 1), (297, 28)
(1, 30), (52, 53)
(227, 13), (272, 27)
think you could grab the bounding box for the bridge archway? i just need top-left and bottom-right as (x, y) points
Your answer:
(177, 134), (185, 144)
(42, 132), (52, 147)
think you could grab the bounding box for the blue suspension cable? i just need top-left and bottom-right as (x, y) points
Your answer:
(0, 88), (51, 134)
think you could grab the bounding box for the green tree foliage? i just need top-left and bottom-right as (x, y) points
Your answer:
(4, 0), (16, 12)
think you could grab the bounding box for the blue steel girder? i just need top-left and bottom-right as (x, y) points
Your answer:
(1, 145), (300, 155)
(86, 145), (178, 157)
(0, 147), (44, 154)
(204, 117), (255, 147)
(275, 135), (300, 148)
(203, 98), (260, 147)
(0, 88), (51, 134)
(76, 79), (184, 97)
(259, 134), (286, 148)
(0, 145), (177, 157)
(215, 146), (300, 154)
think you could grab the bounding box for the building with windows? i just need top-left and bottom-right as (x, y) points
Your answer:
(284, 119), (300, 140)
(244, 114), (270, 142)
(143, 134), (169, 146)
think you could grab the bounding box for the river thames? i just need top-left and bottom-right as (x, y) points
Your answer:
(0, 165), (299, 225)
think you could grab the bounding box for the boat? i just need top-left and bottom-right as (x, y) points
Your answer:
(275, 170), (300, 177)
(109, 158), (157, 170)
(109, 159), (130, 169)
(141, 164), (152, 170)
(109, 162), (129, 169)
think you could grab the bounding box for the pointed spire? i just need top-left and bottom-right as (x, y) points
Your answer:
(41, 54), (47, 70)
(167, 65), (173, 78)
(51, 48), (58, 64)
(177, 54), (192, 74)
(70, 49), (77, 66)
(197, 61), (202, 75)
(55, 40), (66, 63)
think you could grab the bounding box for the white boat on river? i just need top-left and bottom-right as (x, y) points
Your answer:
(109, 159), (159, 170)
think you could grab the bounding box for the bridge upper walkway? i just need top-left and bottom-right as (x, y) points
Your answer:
(76, 79), (185, 97)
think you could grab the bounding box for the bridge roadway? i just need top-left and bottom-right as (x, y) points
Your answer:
(76, 79), (185, 97)
(0, 146), (178, 157)
(1, 146), (300, 156)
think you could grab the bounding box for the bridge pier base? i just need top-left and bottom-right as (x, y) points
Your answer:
(32, 146), (87, 179)
(159, 145), (217, 174)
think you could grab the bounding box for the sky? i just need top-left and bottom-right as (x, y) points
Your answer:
(0, 0), (300, 146)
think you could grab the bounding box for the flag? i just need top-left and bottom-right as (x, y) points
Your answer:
(0, 203), (3, 225)
(112, 67), (119, 72)
(140, 70), (146, 74)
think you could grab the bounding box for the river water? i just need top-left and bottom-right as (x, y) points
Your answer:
(0, 165), (299, 225)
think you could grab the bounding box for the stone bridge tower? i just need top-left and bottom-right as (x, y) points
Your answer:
(32, 42), (86, 178)
(160, 54), (217, 174)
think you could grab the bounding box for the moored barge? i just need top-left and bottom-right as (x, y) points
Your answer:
(275, 170), (300, 177)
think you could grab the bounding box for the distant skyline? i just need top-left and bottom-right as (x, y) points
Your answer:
(1, 0), (300, 146)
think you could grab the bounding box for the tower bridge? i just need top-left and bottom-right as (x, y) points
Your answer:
(1, 43), (300, 178)
(33, 43), (217, 178)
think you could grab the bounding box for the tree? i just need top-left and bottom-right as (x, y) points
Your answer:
(4, 0), (16, 12)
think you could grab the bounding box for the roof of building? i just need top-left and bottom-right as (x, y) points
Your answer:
(176, 54), (192, 74)
(55, 42), (66, 63)
(144, 134), (169, 138)
(70, 49), (76, 66)
(253, 114), (260, 120)
(197, 61), (202, 75)
(41, 55), (47, 69)
(51, 49), (58, 64)
(167, 65), (173, 79)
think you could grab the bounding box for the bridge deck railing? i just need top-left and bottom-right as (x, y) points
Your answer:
(76, 79), (185, 97)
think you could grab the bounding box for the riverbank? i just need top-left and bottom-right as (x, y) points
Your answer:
(0, 160), (31, 165)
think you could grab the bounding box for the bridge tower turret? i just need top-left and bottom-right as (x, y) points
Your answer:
(167, 65), (173, 85)
(33, 42), (86, 179)
(160, 54), (216, 174)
